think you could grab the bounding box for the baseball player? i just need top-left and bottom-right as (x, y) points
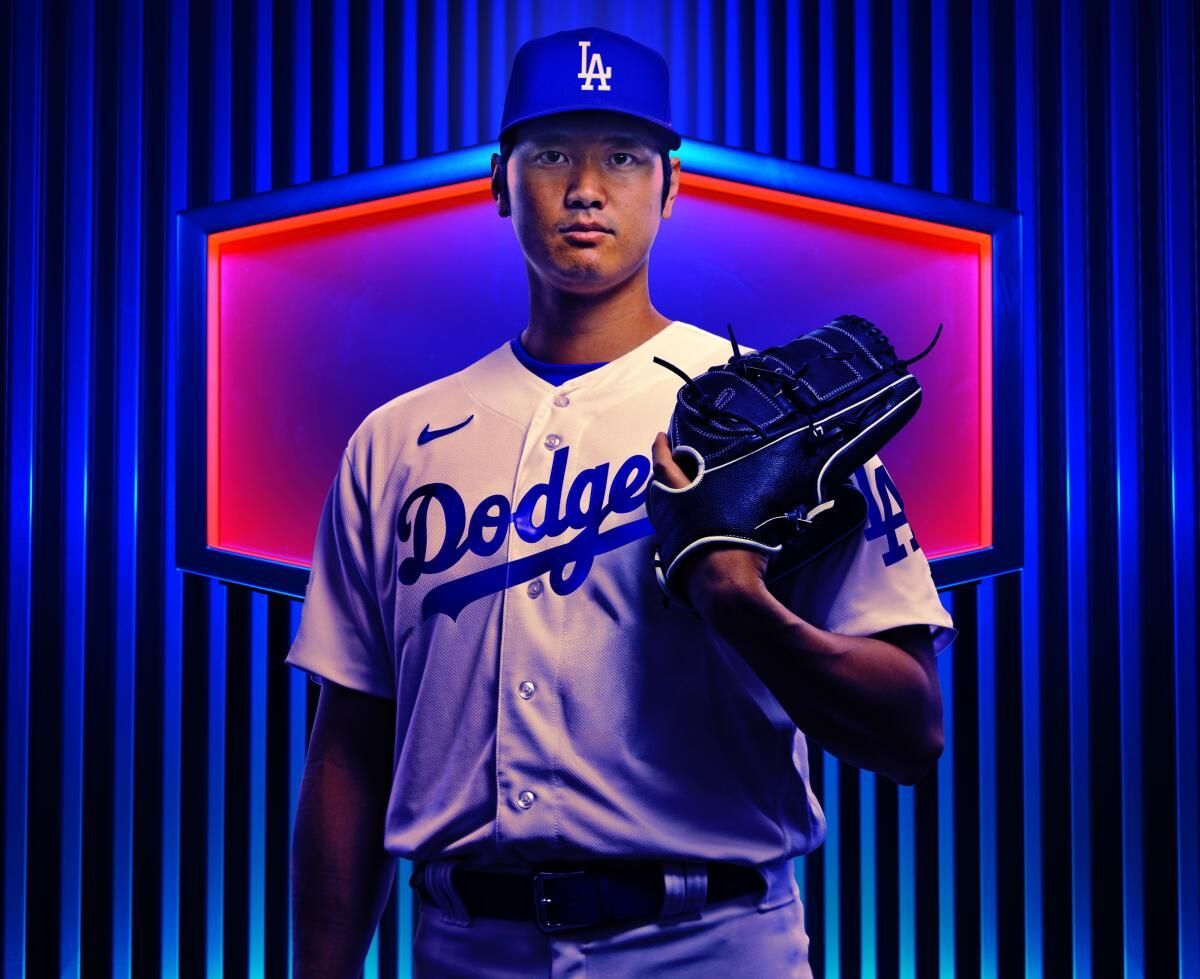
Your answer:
(286, 26), (957, 978)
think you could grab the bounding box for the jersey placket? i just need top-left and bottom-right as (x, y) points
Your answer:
(492, 384), (584, 855)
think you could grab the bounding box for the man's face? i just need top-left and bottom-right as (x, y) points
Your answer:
(491, 111), (680, 295)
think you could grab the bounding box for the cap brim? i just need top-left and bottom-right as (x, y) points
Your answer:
(499, 107), (682, 150)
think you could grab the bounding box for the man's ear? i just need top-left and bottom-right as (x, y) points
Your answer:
(661, 156), (682, 219)
(490, 153), (510, 217)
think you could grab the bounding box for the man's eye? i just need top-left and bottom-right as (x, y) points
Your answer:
(537, 151), (638, 165)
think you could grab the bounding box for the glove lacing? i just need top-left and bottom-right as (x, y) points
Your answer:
(651, 354), (775, 440)
(652, 321), (944, 444)
(652, 323), (845, 441)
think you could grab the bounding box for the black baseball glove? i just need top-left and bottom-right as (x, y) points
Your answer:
(646, 314), (943, 605)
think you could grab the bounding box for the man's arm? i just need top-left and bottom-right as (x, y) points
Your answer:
(651, 433), (944, 786)
(695, 566), (944, 786)
(292, 678), (398, 979)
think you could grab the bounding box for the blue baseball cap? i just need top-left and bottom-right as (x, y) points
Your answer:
(499, 27), (682, 151)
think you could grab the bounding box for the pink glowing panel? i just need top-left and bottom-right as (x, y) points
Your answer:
(207, 174), (989, 568)
(208, 179), (526, 565)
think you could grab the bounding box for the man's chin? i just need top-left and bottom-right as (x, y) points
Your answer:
(544, 261), (619, 292)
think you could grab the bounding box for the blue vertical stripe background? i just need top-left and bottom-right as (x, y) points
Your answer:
(1, 1), (1196, 976)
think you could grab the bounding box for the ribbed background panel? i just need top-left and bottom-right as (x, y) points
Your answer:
(2, 1), (1196, 976)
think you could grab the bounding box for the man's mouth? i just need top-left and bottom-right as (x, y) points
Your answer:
(560, 224), (612, 244)
(561, 230), (609, 242)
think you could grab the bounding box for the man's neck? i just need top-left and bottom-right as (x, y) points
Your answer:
(520, 278), (673, 364)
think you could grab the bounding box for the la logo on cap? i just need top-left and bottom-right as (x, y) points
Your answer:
(577, 40), (612, 91)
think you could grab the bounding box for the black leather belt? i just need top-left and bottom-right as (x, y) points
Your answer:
(412, 859), (765, 934)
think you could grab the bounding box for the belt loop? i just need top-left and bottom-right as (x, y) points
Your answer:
(658, 860), (708, 922)
(421, 859), (472, 927)
(755, 855), (797, 912)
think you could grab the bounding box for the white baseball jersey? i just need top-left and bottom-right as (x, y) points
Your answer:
(284, 320), (957, 870)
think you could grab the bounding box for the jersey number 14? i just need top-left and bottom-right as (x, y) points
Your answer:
(852, 463), (919, 569)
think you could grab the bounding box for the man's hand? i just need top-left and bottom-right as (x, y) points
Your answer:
(651, 431), (769, 616)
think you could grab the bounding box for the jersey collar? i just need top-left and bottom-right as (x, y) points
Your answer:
(461, 320), (701, 421)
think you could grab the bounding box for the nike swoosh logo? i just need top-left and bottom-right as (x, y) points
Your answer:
(417, 415), (474, 446)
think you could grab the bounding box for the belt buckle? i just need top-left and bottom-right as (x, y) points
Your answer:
(532, 870), (601, 933)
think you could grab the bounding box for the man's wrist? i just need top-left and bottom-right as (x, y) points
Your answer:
(682, 546), (770, 622)
(688, 556), (839, 664)
(689, 572), (755, 622)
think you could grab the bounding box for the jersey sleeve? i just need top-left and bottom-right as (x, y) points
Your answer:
(284, 443), (395, 698)
(772, 452), (957, 656)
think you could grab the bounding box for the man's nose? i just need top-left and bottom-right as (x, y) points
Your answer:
(564, 159), (607, 207)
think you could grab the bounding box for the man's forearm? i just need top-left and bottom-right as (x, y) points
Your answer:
(699, 578), (943, 784)
(292, 753), (397, 978)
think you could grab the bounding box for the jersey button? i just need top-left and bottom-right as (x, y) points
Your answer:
(544, 433), (562, 449)
(518, 680), (536, 699)
(526, 579), (543, 598)
(516, 790), (536, 810)
(553, 394), (570, 408)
